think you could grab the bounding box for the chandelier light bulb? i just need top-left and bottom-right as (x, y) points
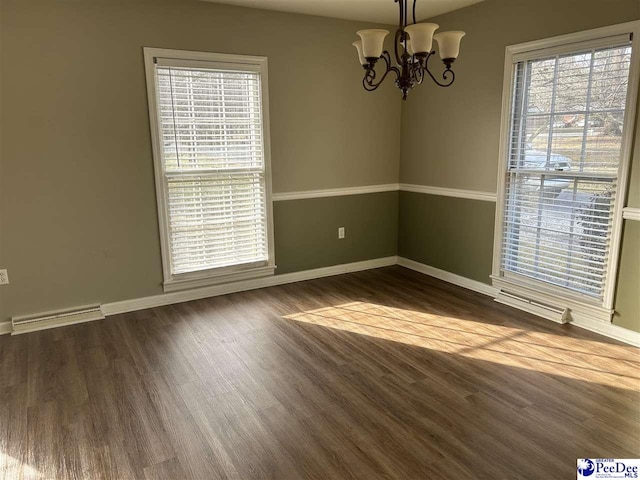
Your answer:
(405, 39), (414, 56)
(404, 23), (439, 55)
(434, 31), (466, 60)
(356, 29), (389, 59)
(353, 40), (367, 65)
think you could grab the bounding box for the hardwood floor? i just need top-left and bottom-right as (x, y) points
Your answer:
(1, 266), (638, 479)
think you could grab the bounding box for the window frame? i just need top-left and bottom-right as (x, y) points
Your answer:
(492, 21), (640, 322)
(143, 48), (276, 292)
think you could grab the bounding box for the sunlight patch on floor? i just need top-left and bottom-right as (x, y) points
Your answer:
(283, 301), (640, 391)
(0, 452), (41, 479)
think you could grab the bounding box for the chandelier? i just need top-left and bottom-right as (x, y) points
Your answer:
(352, 0), (465, 99)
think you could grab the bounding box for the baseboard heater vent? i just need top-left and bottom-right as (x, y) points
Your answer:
(11, 304), (105, 335)
(495, 290), (569, 324)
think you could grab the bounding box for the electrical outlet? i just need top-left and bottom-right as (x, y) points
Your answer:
(0, 269), (8, 285)
(338, 227), (345, 239)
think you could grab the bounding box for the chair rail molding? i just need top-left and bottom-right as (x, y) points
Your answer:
(622, 207), (640, 221)
(399, 184), (497, 202)
(272, 184), (400, 201)
(272, 183), (497, 202)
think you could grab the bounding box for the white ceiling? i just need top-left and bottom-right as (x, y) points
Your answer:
(204, 0), (485, 24)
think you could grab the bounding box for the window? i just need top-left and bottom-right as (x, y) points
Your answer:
(144, 49), (275, 292)
(493, 22), (639, 322)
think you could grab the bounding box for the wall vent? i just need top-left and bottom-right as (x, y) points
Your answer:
(495, 290), (569, 324)
(11, 304), (104, 335)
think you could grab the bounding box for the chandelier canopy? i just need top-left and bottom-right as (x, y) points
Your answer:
(353, 0), (465, 99)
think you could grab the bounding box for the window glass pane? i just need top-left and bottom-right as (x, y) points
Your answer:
(555, 53), (590, 112)
(591, 47), (632, 111)
(526, 58), (555, 114)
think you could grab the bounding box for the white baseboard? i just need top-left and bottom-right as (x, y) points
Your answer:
(570, 316), (640, 347)
(0, 256), (397, 335)
(397, 257), (499, 297)
(0, 321), (11, 335)
(3, 254), (637, 347)
(101, 256), (398, 316)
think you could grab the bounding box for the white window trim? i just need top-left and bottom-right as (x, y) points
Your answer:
(491, 21), (640, 323)
(143, 48), (276, 292)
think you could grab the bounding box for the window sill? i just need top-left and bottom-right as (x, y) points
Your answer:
(163, 264), (276, 293)
(491, 274), (614, 325)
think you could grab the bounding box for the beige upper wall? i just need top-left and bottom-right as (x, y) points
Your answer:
(2, 0), (401, 194)
(400, 0), (640, 192)
(0, 0), (400, 320)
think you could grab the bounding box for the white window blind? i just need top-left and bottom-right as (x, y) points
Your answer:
(146, 51), (274, 284)
(501, 40), (633, 301)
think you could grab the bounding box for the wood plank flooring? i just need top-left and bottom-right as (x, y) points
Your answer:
(1, 266), (638, 479)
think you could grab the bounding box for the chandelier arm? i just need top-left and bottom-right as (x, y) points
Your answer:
(425, 66), (455, 87)
(412, 0), (417, 24)
(394, 28), (404, 65)
(362, 52), (400, 91)
(424, 52), (456, 87)
(364, 69), (400, 91)
(364, 68), (376, 85)
(414, 62), (425, 84)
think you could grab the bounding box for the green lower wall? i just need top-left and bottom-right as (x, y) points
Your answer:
(613, 221), (640, 333)
(274, 191), (398, 274)
(398, 191), (495, 284)
(0, 192), (398, 323)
